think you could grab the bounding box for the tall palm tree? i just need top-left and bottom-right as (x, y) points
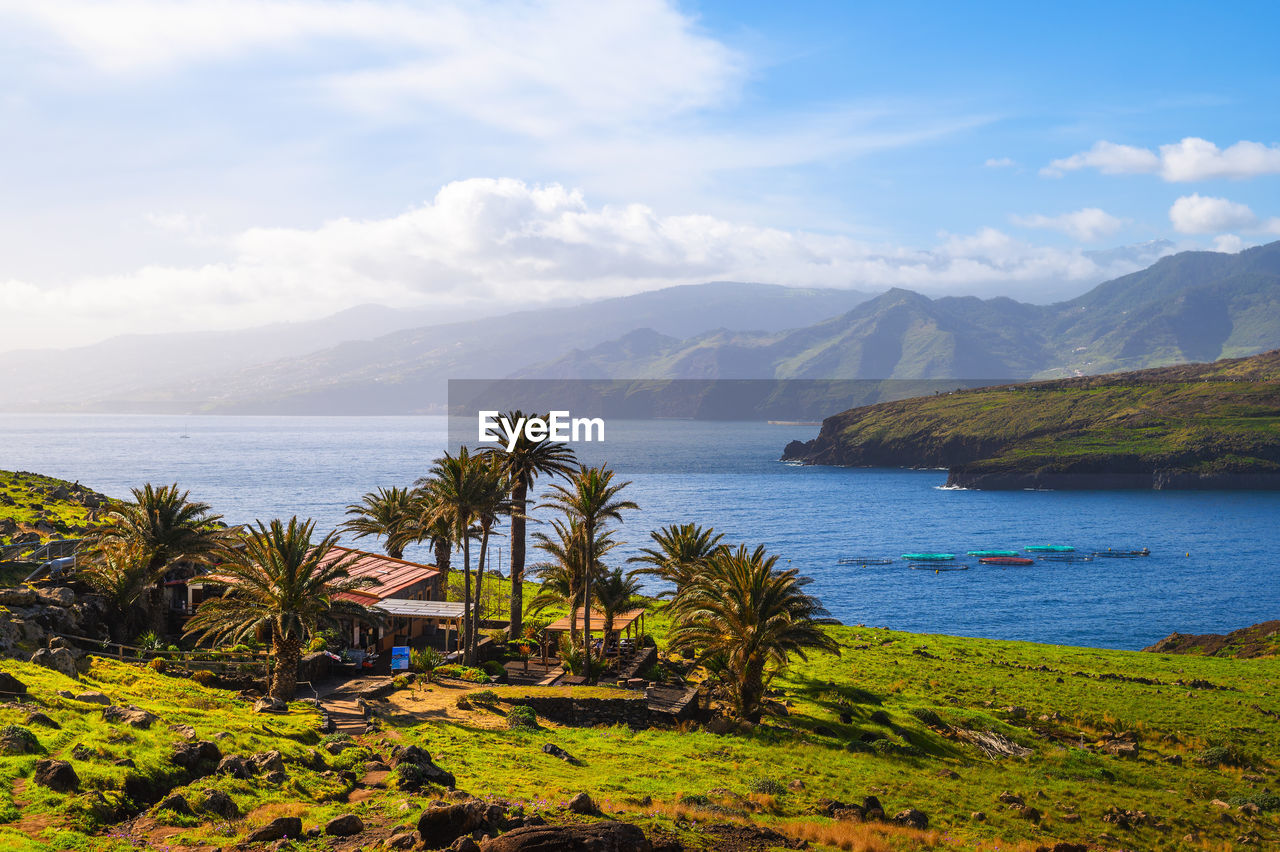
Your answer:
(593, 568), (643, 660)
(416, 447), (489, 664)
(396, 487), (454, 594)
(469, 454), (511, 660)
(90, 483), (231, 576)
(342, 486), (416, 559)
(484, 411), (577, 639)
(669, 544), (839, 721)
(527, 519), (617, 642)
(629, 523), (725, 600)
(88, 483), (234, 629)
(184, 517), (379, 700)
(543, 465), (637, 676)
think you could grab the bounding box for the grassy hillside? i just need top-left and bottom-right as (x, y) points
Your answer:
(0, 471), (112, 546)
(783, 350), (1280, 489)
(1, 625), (1276, 850)
(1145, 621), (1280, 659)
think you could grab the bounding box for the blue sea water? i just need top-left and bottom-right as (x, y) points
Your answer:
(4, 413), (1278, 651)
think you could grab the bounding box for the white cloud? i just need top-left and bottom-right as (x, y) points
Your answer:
(1010, 208), (1126, 242)
(0, 179), (1166, 351)
(0, 0), (741, 138)
(1042, 141), (1159, 177)
(984, 157), (1016, 168)
(1213, 234), (1244, 254)
(1045, 137), (1280, 181)
(1168, 194), (1258, 234)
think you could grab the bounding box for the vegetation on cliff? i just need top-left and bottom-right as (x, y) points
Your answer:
(1145, 621), (1280, 659)
(783, 349), (1280, 489)
(0, 471), (113, 547)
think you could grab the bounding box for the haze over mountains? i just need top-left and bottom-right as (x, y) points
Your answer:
(3, 242), (1279, 415)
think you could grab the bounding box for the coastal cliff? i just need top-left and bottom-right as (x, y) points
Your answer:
(782, 349), (1280, 490)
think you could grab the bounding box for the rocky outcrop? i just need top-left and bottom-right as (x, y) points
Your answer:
(1144, 621), (1280, 659)
(33, 759), (79, 792)
(418, 800), (508, 848)
(246, 816), (303, 843)
(480, 822), (651, 852)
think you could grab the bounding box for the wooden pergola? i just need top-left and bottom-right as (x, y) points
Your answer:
(542, 607), (647, 664)
(373, 599), (471, 657)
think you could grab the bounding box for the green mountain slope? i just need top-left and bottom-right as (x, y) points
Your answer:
(522, 241), (1280, 384)
(781, 349), (1280, 489)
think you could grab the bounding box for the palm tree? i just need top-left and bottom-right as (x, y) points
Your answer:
(184, 517), (380, 700)
(543, 465), (637, 676)
(669, 544), (839, 721)
(397, 487), (454, 594)
(88, 483), (234, 629)
(342, 486), (416, 559)
(469, 454), (511, 660)
(527, 519), (617, 642)
(629, 523), (725, 600)
(79, 541), (156, 639)
(484, 411), (577, 639)
(416, 447), (489, 664)
(593, 568), (643, 661)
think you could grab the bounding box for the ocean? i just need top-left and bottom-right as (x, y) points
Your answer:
(5, 413), (1278, 650)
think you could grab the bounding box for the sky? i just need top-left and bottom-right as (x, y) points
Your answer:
(2, 0), (1278, 352)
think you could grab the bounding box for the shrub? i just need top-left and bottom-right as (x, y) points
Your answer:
(436, 664), (489, 684)
(749, 778), (787, 795)
(328, 746), (373, 772)
(482, 660), (505, 678)
(392, 675), (412, 690)
(411, 647), (445, 680)
(1196, 745), (1249, 767)
(455, 695), (472, 710)
(470, 689), (499, 706)
(306, 637), (327, 653)
(136, 631), (164, 652)
(190, 670), (217, 687)
(869, 710), (892, 726)
(0, 725), (42, 755)
(1229, 793), (1280, 811)
(506, 705), (538, 730)
(149, 658), (167, 673)
(909, 707), (943, 727)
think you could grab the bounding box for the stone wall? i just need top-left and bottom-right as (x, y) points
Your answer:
(508, 695), (657, 729)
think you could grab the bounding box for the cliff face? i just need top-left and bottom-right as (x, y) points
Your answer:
(782, 350), (1280, 490)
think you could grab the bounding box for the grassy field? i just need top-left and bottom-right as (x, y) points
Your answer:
(0, 470), (112, 547)
(0, 621), (1276, 851)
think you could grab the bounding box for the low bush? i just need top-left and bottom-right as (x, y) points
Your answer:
(1229, 793), (1280, 811)
(148, 658), (167, 673)
(482, 660), (506, 678)
(1195, 744), (1250, 767)
(470, 689), (499, 706)
(189, 670), (217, 687)
(306, 637), (327, 653)
(411, 648), (445, 679)
(436, 664), (489, 683)
(749, 777), (787, 795)
(506, 705), (538, 730)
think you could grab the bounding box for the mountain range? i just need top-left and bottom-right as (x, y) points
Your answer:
(4, 241), (1279, 415)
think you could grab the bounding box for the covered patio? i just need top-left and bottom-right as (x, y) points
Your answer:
(542, 607), (648, 664)
(372, 599), (471, 657)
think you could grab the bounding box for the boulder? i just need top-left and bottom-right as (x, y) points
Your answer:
(390, 744), (456, 789)
(250, 750), (285, 774)
(199, 788), (238, 818)
(324, 813), (365, 836)
(893, 808), (929, 829)
(245, 816), (304, 843)
(24, 712), (59, 729)
(253, 697), (287, 714)
(568, 793), (600, 816)
(386, 833), (418, 850)
(451, 838), (482, 852)
(216, 755), (251, 779)
(156, 792), (191, 815)
(0, 726), (43, 755)
(102, 706), (157, 729)
(30, 648), (78, 679)
(418, 801), (504, 848)
(33, 758), (79, 792)
(0, 672), (28, 696)
(168, 723), (196, 740)
(479, 821), (651, 852)
(73, 691), (111, 705)
(171, 740), (222, 772)
(542, 743), (578, 763)
(36, 587), (76, 608)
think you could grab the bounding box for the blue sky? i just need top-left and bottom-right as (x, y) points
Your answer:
(1, 0), (1278, 350)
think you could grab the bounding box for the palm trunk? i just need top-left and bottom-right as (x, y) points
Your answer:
(461, 534), (472, 666)
(474, 526), (490, 660)
(270, 635), (303, 700)
(433, 536), (451, 600)
(509, 479), (528, 638)
(739, 659), (766, 722)
(582, 520), (594, 682)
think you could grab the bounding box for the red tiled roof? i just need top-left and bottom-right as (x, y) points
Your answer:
(319, 545), (438, 601)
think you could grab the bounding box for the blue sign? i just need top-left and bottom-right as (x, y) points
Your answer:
(390, 646), (410, 672)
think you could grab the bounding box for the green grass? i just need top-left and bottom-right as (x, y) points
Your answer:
(2, 625), (1277, 850)
(0, 471), (113, 545)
